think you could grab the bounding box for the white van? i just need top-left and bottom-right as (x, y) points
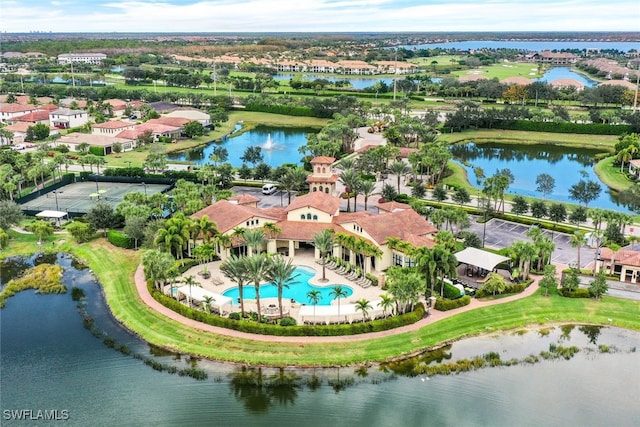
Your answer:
(261, 183), (278, 195)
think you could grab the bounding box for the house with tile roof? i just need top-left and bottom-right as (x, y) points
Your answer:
(92, 120), (135, 135)
(7, 110), (51, 125)
(191, 191), (436, 273)
(0, 104), (38, 123)
(49, 108), (89, 129)
(596, 247), (640, 284)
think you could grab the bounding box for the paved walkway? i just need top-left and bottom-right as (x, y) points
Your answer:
(134, 263), (542, 343)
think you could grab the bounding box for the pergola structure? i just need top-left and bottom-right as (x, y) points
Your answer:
(455, 247), (510, 276)
(35, 210), (68, 226)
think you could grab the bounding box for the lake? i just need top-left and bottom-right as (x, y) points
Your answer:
(450, 142), (632, 212)
(537, 67), (598, 87)
(2, 254), (640, 426)
(400, 40), (640, 52)
(167, 125), (315, 167)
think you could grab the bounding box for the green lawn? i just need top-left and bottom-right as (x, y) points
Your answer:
(594, 156), (635, 192)
(452, 62), (543, 80)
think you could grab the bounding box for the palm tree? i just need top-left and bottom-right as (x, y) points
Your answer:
(389, 160), (409, 193)
(569, 230), (587, 270)
(262, 222), (282, 240)
(181, 275), (200, 307)
(243, 253), (272, 323)
(355, 298), (372, 321)
(306, 289), (322, 323)
(329, 285), (348, 321)
(617, 147), (632, 173)
(215, 233), (232, 260)
(379, 294), (394, 318)
(202, 295), (215, 313)
(360, 180), (376, 211)
(313, 229), (334, 281)
(267, 255), (299, 318)
(536, 236), (555, 271)
(339, 168), (359, 212)
(243, 228), (265, 256)
(220, 254), (249, 316)
(196, 215), (218, 244)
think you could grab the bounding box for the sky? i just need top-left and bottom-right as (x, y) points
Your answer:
(2, 0), (639, 33)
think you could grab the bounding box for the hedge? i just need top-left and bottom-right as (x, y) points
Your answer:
(107, 230), (134, 249)
(89, 145), (105, 156)
(493, 120), (631, 136)
(560, 288), (591, 298)
(150, 283), (425, 336)
(244, 104), (318, 117)
(435, 295), (471, 311)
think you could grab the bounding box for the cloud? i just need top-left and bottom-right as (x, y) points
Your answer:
(1, 0), (639, 32)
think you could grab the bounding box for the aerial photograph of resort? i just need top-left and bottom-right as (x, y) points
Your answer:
(1, 0), (640, 425)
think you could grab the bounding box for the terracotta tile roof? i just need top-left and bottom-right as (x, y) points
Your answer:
(93, 120), (132, 129)
(352, 209), (437, 245)
(599, 248), (640, 267)
(376, 201), (411, 213)
(401, 233), (436, 249)
(12, 110), (50, 122)
(4, 122), (33, 132)
(502, 76), (534, 85)
(227, 194), (260, 206)
(134, 122), (180, 134)
(191, 200), (284, 234)
(148, 117), (191, 127)
(102, 99), (128, 110)
(333, 211), (375, 224)
(284, 192), (341, 215)
(39, 104), (59, 111)
(115, 129), (143, 140)
(0, 103), (37, 113)
(550, 78), (585, 88)
(310, 156), (336, 164)
(306, 174), (339, 184)
(600, 80), (637, 90)
(276, 221), (338, 241)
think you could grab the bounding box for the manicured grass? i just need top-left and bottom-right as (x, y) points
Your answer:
(3, 232), (640, 366)
(452, 62), (543, 80)
(438, 129), (618, 150)
(594, 156), (635, 192)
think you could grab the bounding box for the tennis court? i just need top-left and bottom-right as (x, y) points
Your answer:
(20, 181), (172, 215)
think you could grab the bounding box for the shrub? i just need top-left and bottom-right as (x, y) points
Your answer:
(107, 229), (134, 249)
(89, 146), (105, 156)
(560, 288), (591, 298)
(435, 295), (471, 311)
(71, 286), (85, 301)
(280, 317), (297, 326)
(228, 312), (241, 320)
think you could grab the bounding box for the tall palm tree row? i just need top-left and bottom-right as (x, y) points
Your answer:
(313, 229), (335, 281)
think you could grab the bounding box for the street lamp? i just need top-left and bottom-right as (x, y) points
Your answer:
(141, 181), (147, 197)
(53, 190), (63, 211)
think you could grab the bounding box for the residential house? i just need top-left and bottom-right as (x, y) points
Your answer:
(54, 132), (129, 155)
(165, 109), (211, 127)
(49, 108), (90, 129)
(92, 120), (135, 135)
(596, 247), (640, 284)
(7, 110), (51, 126)
(0, 104), (38, 123)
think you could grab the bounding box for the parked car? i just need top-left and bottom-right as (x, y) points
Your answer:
(11, 144), (26, 150)
(261, 183), (278, 195)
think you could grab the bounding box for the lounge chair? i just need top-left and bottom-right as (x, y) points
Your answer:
(212, 276), (224, 286)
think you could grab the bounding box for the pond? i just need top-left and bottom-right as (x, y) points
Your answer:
(2, 254), (639, 426)
(167, 125), (315, 167)
(536, 67), (598, 87)
(450, 142), (632, 213)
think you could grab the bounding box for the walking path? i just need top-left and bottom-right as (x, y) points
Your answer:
(134, 264), (541, 343)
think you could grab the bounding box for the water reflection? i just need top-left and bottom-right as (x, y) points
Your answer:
(450, 142), (631, 212)
(230, 367), (302, 412)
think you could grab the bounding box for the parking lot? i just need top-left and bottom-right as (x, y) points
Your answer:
(467, 217), (597, 269)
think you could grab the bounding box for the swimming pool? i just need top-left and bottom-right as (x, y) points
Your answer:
(222, 265), (353, 306)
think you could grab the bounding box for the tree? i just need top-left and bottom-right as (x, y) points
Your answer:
(0, 200), (24, 230)
(431, 185), (448, 202)
(25, 123), (50, 141)
(241, 146), (263, 167)
(379, 293), (394, 318)
(589, 272), (608, 299)
(452, 187), (471, 205)
(182, 121), (206, 138)
(381, 183), (398, 202)
(360, 180), (377, 210)
(86, 201), (116, 237)
(535, 173), (555, 200)
(548, 203), (567, 231)
(267, 256), (299, 318)
(354, 298), (372, 321)
(141, 249), (176, 291)
(530, 200), (548, 219)
(29, 220), (54, 244)
(389, 160), (409, 193)
(243, 253), (272, 323)
(511, 196), (529, 217)
(220, 254), (248, 316)
(243, 228), (266, 256)
(538, 264), (558, 296)
(329, 285), (349, 320)
(562, 267), (581, 292)
(569, 179), (601, 208)
(181, 275), (200, 307)
(306, 289), (322, 323)
(66, 221), (94, 243)
(313, 229), (334, 282)
(569, 206), (588, 228)
(124, 215), (148, 249)
(480, 272), (507, 296)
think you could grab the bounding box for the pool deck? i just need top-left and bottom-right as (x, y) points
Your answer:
(178, 251), (386, 322)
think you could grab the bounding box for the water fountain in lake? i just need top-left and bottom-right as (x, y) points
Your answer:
(263, 133), (275, 150)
